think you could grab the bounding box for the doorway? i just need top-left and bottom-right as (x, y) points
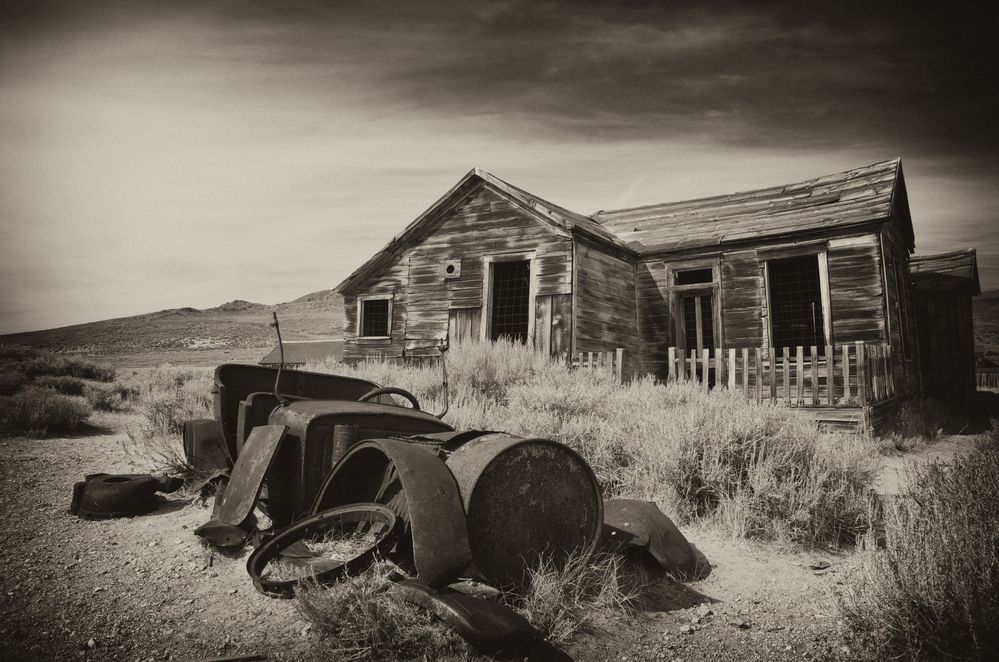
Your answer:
(489, 260), (530, 343)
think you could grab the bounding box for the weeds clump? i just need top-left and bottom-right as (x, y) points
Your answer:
(84, 382), (139, 412)
(0, 369), (29, 395)
(307, 341), (877, 548)
(0, 386), (92, 436)
(840, 431), (999, 660)
(296, 561), (470, 661)
(507, 551), (640, 645)
(130, 366), (212, 435)
(33, 374), (87, 396)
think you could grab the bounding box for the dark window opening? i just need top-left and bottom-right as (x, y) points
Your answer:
(490, 260), (530, 343)
(676, 268), (713, 285)
(768, 254), (824, 349)
(682, 294), (714, 352)
(360, 299), (389, 337)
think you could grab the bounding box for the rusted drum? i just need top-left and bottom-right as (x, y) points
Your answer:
(445, 434), (602, 586)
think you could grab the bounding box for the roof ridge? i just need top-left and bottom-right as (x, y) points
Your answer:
(594, 158), (901, 219)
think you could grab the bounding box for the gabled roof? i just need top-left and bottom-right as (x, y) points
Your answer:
(592, 158), (912, 255)
(260, 339), (343, 365)
(910, 249), (981, 295)
(334, 168), (628, 294)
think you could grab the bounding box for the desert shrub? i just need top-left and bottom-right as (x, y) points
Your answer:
(296, 561), (470, 661)
(507, 551), (640, 645)
(306, 341), (877, 547)
(84, 382), (139, 412)
(0, 345), (115, 382)
(33, 374), (86, 396)
(840, 432), (999, 660)
(0, 369), (29, 396)
(130, 366), (213, 435)
(0, 386), (92, 436)
(121, 426), (194, 479)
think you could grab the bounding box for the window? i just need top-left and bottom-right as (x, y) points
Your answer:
(767, 254), (824, 349)
(490, 260), (530, 343)
(358, 296), (391, 337)
(676, 268), (713, 285)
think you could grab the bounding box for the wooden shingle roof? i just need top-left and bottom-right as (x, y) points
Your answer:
(592, 158), (910, 254)
(910, 249), (980, 295)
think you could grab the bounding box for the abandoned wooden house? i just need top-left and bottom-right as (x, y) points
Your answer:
(334, 158), (978, 430)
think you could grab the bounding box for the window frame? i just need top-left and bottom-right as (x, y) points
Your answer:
(480, 251), (537, 344)
(667, 259), (722, 353)
(762, 247), (832, 350)
(356, 294), (393, 339)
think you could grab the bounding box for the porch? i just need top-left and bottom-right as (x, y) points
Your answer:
(666, 342), (907, 432)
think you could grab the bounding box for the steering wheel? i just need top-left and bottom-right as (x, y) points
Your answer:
(358, 386), (421, 411)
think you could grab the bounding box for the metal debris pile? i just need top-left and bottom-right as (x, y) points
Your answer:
(78, 362), (707, 659)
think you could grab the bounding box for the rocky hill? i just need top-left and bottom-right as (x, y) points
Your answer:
(0, 291), (345, 359)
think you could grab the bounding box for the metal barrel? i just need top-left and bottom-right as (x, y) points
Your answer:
(445, 434), (603, 586)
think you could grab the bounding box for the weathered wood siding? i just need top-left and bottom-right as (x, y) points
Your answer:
(342, 185), (573, 360)
(574, 240), (639, 376)
(826, 234), (886, 344)
(635, 261), (670, 376)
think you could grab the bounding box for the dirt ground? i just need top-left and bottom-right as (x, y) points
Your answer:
(0, 412), (873, 662)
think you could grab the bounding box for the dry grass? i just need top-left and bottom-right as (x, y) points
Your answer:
(840, 430), (999, 660)
(296, 561), (471, 662)
(0, 385), (93, 436)
(308, 341), (878, 548)
(506, 551), (641, 645)
(119, 366), (213, 479)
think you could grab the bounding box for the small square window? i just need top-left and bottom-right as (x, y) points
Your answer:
(676, 268), (713, 285)
(360, 298), (390, 337)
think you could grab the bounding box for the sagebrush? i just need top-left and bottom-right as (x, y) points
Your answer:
(307, 340), (877, 547)
(840, 431), (999, 661)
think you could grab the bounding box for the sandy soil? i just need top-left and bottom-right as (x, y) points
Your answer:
(874, 433), (981, 495)
(1, 418), (861, 661)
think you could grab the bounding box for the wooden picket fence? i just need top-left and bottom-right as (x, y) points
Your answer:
(667, 342), (896, 406)
(571, 348), (624, 383)
(977, 370), (999, 389)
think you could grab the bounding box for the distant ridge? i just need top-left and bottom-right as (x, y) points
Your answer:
(0, 291), (345, 357)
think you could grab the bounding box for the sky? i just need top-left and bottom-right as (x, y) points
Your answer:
(1, 0), (997, 334)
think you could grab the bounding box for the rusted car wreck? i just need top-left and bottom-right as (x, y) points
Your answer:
(182, 352), (704, 658)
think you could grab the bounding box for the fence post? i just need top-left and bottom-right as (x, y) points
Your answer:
(728, 348), (737, 391)
(856, 342), (867, 405)
(615, 347), (623, 383)
(754, 348), (763, 404)
(825, 344), (835, 405)
(782, 347), (791, 405)
(809, 345), (818, 406)
(742, 348), (749, 394)
(667, 347), (676, 383)
(716, 347), (726, 388)
(702, 348), (710, 391)
(842, 344), (851, 402)
(795, 346), (805, 405)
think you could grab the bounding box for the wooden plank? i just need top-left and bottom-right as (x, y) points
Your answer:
(782, 347), (791, 404)
(668, 346), (677, 382)
(825, 344), (835, 405)
(769, 348), (777, 402)
(694, 295), (704, 354)
(588, 351), (595, 370)
(856, 342), (867, 405)
(742, 348), (749, 394)
(796, 346), (804, 405)
(702, 348), (710, 390)
(754, 348), (763, 403)
(716, 347), (726, 388)
(534, 296), (552, 354)
(809, 345), (818, 406)
(728, 348), (737, 391)
(690, 349), (697, 383)
(842, 344), (851, 402)
(551, 294), (572, 361)
(615, 347), (624, 382)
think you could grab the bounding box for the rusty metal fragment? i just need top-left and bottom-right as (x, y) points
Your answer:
(210, 424), (286, 524)
(601, 498), (705, 579)
(246, 503), (397, 598)
(392, 580), (544, 657)
(445, 434), (603, 586)
(312, 438), (471, 586)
